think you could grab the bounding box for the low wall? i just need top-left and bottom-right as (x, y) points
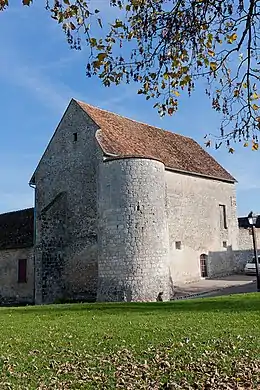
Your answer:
(0, 247), (34, 305)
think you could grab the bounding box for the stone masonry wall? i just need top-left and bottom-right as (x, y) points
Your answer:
(34, 100), (101, 304)
(97, 158), (170, 302)
(0, 247), (34, 305)
(37, 192), (67, 303)
(165, 170), (239, 285)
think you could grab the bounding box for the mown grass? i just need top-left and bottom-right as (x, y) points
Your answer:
(0, 293), (259, 389)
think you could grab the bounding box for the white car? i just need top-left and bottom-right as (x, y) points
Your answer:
(244, 256), (260, 275)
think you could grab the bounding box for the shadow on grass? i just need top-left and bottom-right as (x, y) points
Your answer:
(4, 293), (260, 316)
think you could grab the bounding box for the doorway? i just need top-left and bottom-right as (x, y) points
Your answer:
(200, 254), (208, 277)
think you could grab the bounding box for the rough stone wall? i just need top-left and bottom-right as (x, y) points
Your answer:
(0, 247), (34, 305)
(97, 158), (170, 302)
(165, 170), (239, 285)
(34, 100), (101, 304)
(235, 227), (260, 272)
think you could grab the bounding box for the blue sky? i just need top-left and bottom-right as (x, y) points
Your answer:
(0, 2), (259, 216)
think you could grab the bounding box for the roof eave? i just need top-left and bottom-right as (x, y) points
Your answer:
(101, 148), (236, 184)
(165, 165), (236, 184)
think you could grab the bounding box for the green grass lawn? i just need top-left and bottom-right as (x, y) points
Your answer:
(0, 294), (259, 389)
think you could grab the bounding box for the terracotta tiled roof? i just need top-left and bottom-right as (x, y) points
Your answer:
(76, 100), (235, 182)
(0, 208), (34, 250)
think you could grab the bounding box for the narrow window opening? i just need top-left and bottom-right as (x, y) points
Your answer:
(223, 241), (227, 248)
(73, 132), (78, 142)
(219, 204), (227, 229)
(175, 241), (182, 250)
(18, 259), (27, 283)
(200, 254), (208, 277)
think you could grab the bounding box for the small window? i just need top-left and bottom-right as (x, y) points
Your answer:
(175, 241), (182, 250)
(18, 259), (27, 283)
(219, 204), (227, 229)
(223, 241), (227, 248)
(73, 132), (78, 142)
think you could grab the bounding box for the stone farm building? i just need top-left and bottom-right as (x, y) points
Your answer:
(0, 99), (257, 305)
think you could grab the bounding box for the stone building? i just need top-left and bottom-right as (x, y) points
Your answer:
(26, 98), (240, 304)
(0, 208), (34, 305)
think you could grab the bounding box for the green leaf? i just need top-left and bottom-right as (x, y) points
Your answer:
(89, 38), (97, 47)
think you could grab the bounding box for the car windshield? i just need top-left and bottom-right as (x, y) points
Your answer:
(248, 257), (260, 264)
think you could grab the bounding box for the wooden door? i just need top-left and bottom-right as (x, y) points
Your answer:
(200, 254), (208, 278)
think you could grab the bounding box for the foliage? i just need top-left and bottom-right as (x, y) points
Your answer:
(0, 294), (259, 388)
(1, 0), (260, 151)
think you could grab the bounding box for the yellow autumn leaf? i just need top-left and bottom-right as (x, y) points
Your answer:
(208, 49), (215, 57)
(244, 142), (248, 147)
(210, 62), (217, 71)
(228, 147), (235, 154)
(251, 92), (259, 100)
(252, 142), (259, 151)
(252, 103), (259, 110)
(227, 33), (237, 44)
(173, 90), (180, 97)
(234, 90), (239, 97)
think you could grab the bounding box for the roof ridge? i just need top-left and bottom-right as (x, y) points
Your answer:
(75, 99), (193, 142)
(0, 207), (34, 217)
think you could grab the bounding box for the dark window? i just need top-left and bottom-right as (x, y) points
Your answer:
(219, 204), (227, 229)
(73, 132), (78, 142)
(223, 241), (227, 248)
(18, 259), (27, 283)
(175, 241), (182, 250)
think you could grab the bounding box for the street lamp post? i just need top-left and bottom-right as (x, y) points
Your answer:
(248, 211), (260, 292)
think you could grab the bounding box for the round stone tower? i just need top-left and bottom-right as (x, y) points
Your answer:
(97, 157), (170, 302)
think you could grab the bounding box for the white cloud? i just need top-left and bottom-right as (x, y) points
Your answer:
(0, 44), (87, 114)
